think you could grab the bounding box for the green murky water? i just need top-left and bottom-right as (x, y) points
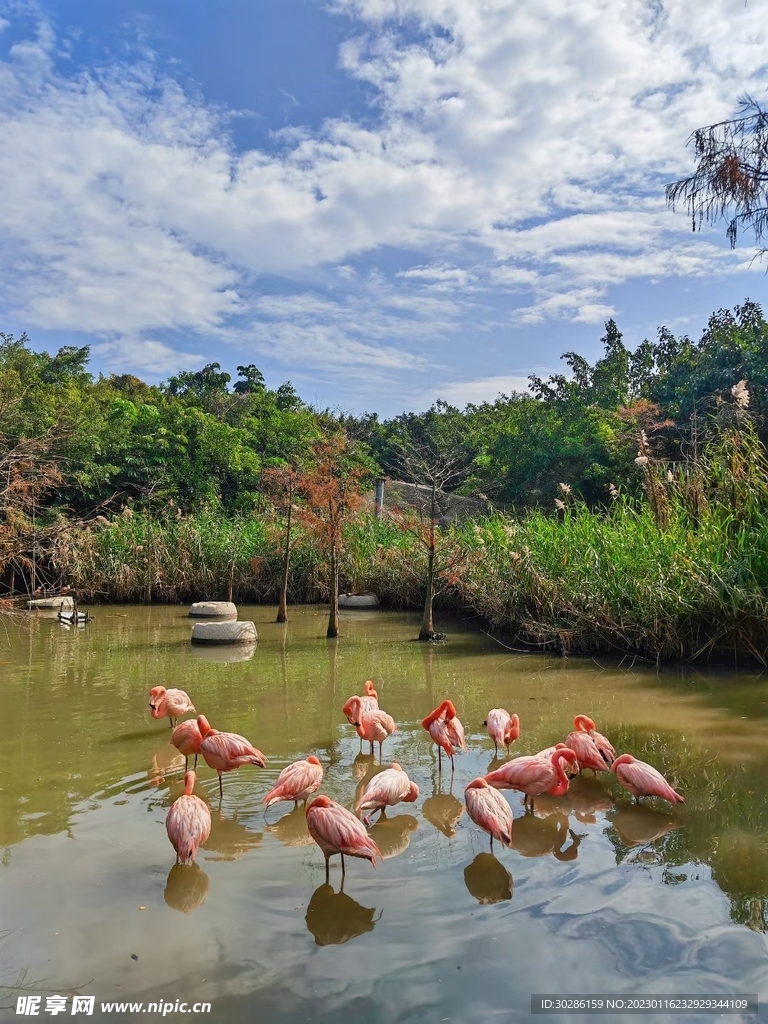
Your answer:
(1, 605), (767, 1023)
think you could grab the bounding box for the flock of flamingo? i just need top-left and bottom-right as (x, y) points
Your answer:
(150, 681), (684, 883)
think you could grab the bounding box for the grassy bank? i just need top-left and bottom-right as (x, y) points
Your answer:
(52, 428), (768, 665)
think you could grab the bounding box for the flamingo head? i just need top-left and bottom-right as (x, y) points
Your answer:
(346, 695), (362, 726)
(466, 777), (489, 790)
(611, 753), (634, 773)
(552, 747), (578, 768)
(574, 714), (596, 734)
(443, 700), (457, 719)
(506, 713), (521, 742)
(405, 781), (420, 802)
(196, 715), (213, 737)
(364, 680), (378, 699)
(306, 794), (333, 814)
(183, 770), (196, 795)
(306, 756), (321, 766)
(422, 699), (456, 729)
(148, 685), (166, 708)
(390, 762), (403, 772)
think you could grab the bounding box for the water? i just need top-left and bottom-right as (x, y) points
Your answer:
(1, 605), (767, 1023)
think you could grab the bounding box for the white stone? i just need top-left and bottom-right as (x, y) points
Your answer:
(338, 593), (379, 608)
(188, 601), (238, 618)
(191, 620), (258, 645)
(28, 596), (74, 610)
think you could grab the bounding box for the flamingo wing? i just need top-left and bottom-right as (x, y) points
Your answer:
(307, 802), (382, 863)
(565, 731), (609, 773)
(465, 786), (513, 846)
(201, 732), (267, 771)
(263, 760), (323, 805)
(446, 715), (467, 752)
(171, 721), (203, 756)
(166, 795), (212, 864)
(356, 768), (411, 811)
(592, 730), (616, 764)
(485, 709), (510, 746)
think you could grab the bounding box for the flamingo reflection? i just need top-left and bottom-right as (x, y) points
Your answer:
(203, 808), (263, 861)
(464, 852), (513, 904)
(147, 744), (186, 788)
(305, 882), (381, 946)
(611, 805), (681, 848)
(512, 812), (585, 861)
(265, 804), (314, 847)
(423, 782), (464, 838)
(369, 813), (419, 859)
(164, 863), (210, 914)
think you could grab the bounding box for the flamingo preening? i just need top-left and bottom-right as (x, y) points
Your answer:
(149, 686), (195, 728)
(484, 709), (520, 757)
(262, 756), (324, 810)
(464, 778), (514, 850)
(422, 700), (467, 772)
(355, 763), (419, 826)
(171, 719), (203, 771)
(305, 795), (382, 882)
(484, 748), (578, 809)
(564, 716), (613, 774)
(611, 754), (685, 805)
(198, 715), (267, 798)
(345, 696), (397, 759)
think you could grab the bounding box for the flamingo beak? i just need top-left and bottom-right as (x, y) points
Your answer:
(353, 721), (361, 727)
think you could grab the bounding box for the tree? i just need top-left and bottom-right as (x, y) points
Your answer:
(389, 431), (474, 641)
(296, 432), (371, 638)
(233, 365), (265, 395)
(261, 464), (300, 623)
(666, 96), (768, 259)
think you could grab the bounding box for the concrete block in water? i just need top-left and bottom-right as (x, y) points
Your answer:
(28, 596), (74, 610)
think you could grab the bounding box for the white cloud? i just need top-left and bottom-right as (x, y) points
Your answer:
(0, 1), (765, 399)
(427, 373), (533, 407)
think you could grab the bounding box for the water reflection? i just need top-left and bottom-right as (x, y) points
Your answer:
(304, 882), (381, 946)
(189, 644), (256, 664)
(203, 808), (263, 861)
(368, 813), (419, 859)
(422, 785), (464, 838)
(147, 744), (186, 788)
(164, 863), (210, 914)
(463, 852), (513, 904)
(512, 812), (585, 861)
(611, 806), (681, 848)
(265, 805), (314, 847)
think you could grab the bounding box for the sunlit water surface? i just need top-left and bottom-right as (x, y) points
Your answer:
(1, 605), (768, 1023)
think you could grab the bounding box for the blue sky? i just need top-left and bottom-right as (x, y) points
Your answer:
(0, 0), (766, 415)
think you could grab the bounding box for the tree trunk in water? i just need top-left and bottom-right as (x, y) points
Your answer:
(276, 503), (292, 623)
(327, 541), (339, 638)
(419, 546), (435, 641)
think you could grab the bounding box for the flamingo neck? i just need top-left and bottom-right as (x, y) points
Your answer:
(574, 715), (592, 733)
(183, 772), (195, 796)
(422, 701), (452, 728)
(551, 752), (571, 795)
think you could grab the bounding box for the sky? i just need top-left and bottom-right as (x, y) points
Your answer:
(0, 0), (766, 416)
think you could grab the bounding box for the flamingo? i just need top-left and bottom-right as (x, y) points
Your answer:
(343, 682), (380, 750)
(422, 700), (467, 772)
(345, 696), (397, 759)
(484, 748), (578, 809)
(464, 778), (514, 850)
(171, 719), (203, 771)
(611, 754), (685, 805)
(305, 795), (382, 882)
(149, 686), (195, 728)
(165, 770), (212, 864)
(198, 715), (268, 798)
(564, 715), (612, 774)
(571, 714), (616, 765)
(484, 709), (520, 757)
(355, 763), (419, 826)
(262, 756), (324, 810)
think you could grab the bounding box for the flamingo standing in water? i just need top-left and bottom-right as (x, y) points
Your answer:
(305, 795), (382, 882)
(149, 686), (195, 728)
(464, 778), (514, 850)
(484, 709), (520, 757)
(611, 754), (685, 805)
(171, 719), (203, 771)
(198, 715), (267, 798)
(343, 682), (380, 750)
(564, 715), (612, 774)
(165, 770), (211, 864)
(262, 756), (324, 810)
(422, 700), (467, 772)
(355, 763), (419, 825)
(484, 748), (578, 809)
(581, 715), (616, 765)
(345, 696), (397, 759)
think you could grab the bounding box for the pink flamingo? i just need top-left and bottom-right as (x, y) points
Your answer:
(262, 756), (324, 809)
(564, 715), (612, 774)
(422, 700), (467, 772)
(305, 795), (382, 882)
(484, 709), (520, 757)
(198, 715), (268, 798)
(343, 682), (380, 750)
(484, 748), (578, 809)
(355, 763), (419, 826)
(149, 686), (195, 728)
(165, 770), (212, 864)
(464, 778), (514, 850)
(573, 716), (618, 765)
(171, 719), (203, 771)
(346, 696), (397, 759)
(611, 754), (685, 805)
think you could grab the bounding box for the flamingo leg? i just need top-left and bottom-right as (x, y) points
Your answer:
(379, 741), (383, 760)
(325, 857), (330, 884)
(494, 740), (498, 758)
(450, 755), (455, 775)
(169, 719), (174, 729)
(340, 852), (346, 877)
(218, 773), (223, 799)
(193, 753), (198, 769)
(438, 746), (442, 772)
(490, 834), (494, 851)
(184, 755), (189, 771)
(370, 741), (374, 756)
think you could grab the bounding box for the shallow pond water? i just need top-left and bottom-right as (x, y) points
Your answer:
(1, 604), (767, 1023)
